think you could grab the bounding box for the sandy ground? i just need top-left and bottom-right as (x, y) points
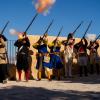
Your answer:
(0, 75), (100, 100)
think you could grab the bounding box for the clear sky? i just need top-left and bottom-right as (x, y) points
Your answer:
(0, 0), (100, 40)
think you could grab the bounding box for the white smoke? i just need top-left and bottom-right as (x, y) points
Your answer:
(9, 29), (18, 35)
(51, 0), (56, 4)
(43, 9), (50, 16)
(32, 0), (56, 15)
(86, 33), (96, 41)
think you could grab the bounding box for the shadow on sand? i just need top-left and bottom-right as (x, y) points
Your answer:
(0, 85), (100, 100)
(61, 74), (100, 84)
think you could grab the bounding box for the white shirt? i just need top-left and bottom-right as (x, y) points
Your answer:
(64, 45), (73, 62)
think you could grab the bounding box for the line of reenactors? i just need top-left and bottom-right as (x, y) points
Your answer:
(0, 17), (100, 84)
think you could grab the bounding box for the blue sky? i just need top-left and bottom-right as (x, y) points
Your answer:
(0, 0), (100, 40)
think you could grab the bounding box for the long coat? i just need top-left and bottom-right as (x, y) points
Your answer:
(0, 38), (7, 64)
(14, 37), (30, 70)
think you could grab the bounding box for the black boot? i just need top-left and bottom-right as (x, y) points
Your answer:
(96, 63), (100, 75)
(90, 64), (94, 74)
(79, 66), (83, 77)
(84, 66), (88, 77)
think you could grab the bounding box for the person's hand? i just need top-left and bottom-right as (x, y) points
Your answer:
(22, 39), (26, 43)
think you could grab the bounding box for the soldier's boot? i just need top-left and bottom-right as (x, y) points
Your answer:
(96, 63), (100, 75)
(84, 66), (88, 77)
(57, 70), (61, 80)
(25, 70), (29, 82)
(51, 69), (56, 79)
(17, 70), (22, 82)
(90, 64), (94, 74)
(47, 71), (51, 81)
(37, 71), (42, 81)
(79, 66), (83, 77)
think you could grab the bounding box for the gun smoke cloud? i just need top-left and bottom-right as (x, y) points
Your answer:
(86, 33), (96, 41)
(32, 0), (56, 15)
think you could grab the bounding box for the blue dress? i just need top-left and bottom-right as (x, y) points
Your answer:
(34, 44), (53, 69)
(42, 55), (53, 69)
(50, 46), (63, 69)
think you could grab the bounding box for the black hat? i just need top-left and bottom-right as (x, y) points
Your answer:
(0, 34), (7, 41)
(68, 33), (73, 39)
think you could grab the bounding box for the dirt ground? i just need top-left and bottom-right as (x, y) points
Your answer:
(0, 74), (100, 100)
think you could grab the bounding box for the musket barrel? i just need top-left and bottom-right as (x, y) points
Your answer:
(82, 20), (92, 38)
(73, 21), (83, 35)
(41, 19), (54, 39)
(56, 26), (63, 39)
(25, 13), (38, 33)
(1, 21), (10, 35)
(37, 20), (54, 43)
(44, 19), (54, 34)
(53, 26), (63, 52)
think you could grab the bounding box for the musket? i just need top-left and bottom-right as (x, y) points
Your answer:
(55, 26), (63, 41)
(0, 21), (10, 41)
(42, 19), (54, 39)
(62, 21), (83, 45)
(38, 19), (54, 42)
(24, 13), (38, 36)
(72, 21), (83, 35)
(82, 20), (92, 39)
(93, 34), (100, 42)
(0, 21), (10, 35)
(53, 26), (63, 51)
(44, 20), (54, 34)
(88, 34), (100, 48)
(54, 26), (63, 46)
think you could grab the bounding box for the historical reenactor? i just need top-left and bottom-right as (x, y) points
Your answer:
(14, 32), (30, 82)
(88, 41), (100, 74)
(74, 37), (88, 77)
(0, 34), (8, 83)
(63, 33), (75, 77)
(74, 21), (92, 77)
(48, 39), (63, 80)
(33, 33), (53, 81)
